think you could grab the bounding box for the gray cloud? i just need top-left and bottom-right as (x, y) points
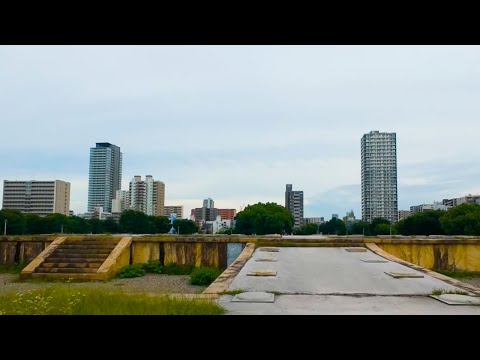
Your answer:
(1, 45), (479, 218)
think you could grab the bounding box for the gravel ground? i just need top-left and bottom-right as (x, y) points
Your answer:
(0, 273), (206, 296)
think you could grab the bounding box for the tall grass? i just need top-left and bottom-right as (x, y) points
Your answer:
(0, 287), (224, 315)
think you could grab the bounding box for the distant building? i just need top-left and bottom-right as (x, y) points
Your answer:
(218, 208), (236, 221)
(398, 210), (410, 221)
(128, 176), (165, 216)
(2, 180), (70, 216)
(443, 195), (480, 208)
(164, 205), (183, 219)
(361, 131), (398, 223)
(204, 215), (233, 234)
(285, 184), (304, 228)
(332, 214), (339, 220)
(69, 210), (74, 217)
(410, 202), (447, 215)
(112, 190), (130, 213)
(191, 198), (234, 225)
(192, 207), (218, 224)
(203, 198), (214, 208)
(78, 206), (113, 221)
(304, 217), (323, 225)
(88, 142), (122, 213)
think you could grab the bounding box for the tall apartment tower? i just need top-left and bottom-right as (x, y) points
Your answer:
(361, 131), (398, 223)
(285, 184), (304, 228)
(88, 142), (122, 212)
(128, 175), (165, 216)
(203, 198), (214, 208)
(2, 180), (71, 216)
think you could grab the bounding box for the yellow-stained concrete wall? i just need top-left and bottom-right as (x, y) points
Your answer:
(377, 243), (480, 271)
(4, 235), (480, 271)
(132, 242), (160, 264)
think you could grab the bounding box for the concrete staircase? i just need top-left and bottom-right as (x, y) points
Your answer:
(34, 239), (117, 277)
(21, 237), (132, 281)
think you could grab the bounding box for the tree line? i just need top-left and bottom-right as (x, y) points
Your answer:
(0, 209), (199, 235)
(3, 203), (480, 237)
(294, 203), (480, 236)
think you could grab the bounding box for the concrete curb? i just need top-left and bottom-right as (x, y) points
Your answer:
(203, 243), (255, 295)
(367, 243), (480, 296)
(20, 237), (66, 279)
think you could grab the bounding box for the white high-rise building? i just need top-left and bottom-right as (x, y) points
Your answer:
(128, 176), (165, 216)
(2, 180), (70, 216)
(361, 131), (398, 223)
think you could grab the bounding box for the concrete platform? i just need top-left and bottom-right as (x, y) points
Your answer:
(220, 294), (480, 315)
(222, 247), (480, 314)
(228, 247), (460, 295)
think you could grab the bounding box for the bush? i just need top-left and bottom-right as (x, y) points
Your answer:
(142, 261), (163, 274)
(190, 267), (223, 286)
(163, 264), (194, 275)
(118, 264), (146, 278)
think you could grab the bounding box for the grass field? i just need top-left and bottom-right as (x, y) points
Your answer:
(0, 286), (224, 315)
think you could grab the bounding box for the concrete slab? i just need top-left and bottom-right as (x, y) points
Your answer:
(219, 294), (480, 315)
(259, 247), (280, 252)
(228, 247), (462, 295)
(345, 248), (367, 252)
(255, 258), (278, 262)
(431, 294), (480, 305)
(385, 271), (424, 279)
(231, 292), (275, 303)
(247, 269), (277, 276)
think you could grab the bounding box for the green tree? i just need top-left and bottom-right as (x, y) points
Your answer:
(0, 209), (26, 235)
(150, 216), (171, 234)
(88, 219), (105, 234)
(374, 223), (391, 235)
(394, 210), (444, 235)
(40, 213), (69, 234)
(102, 218), (120, 234)
(65, 216), (91, 234)
(25, 214), (43, 234)
(294, 223), (320, 235)
(369, 218), (391, 236)
(350, 221), (370, 235)
(234, 202), (294, 235)
(323, 218), (346, 235)
(173, 219), (199, 235)
(440, 203), (480, 235)
(119, 210), (152, 234)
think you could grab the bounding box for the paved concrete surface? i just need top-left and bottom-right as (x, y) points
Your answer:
(219, 294), (480, 314)
(222, 247), (480, 314)
(228, 247), (461, 295)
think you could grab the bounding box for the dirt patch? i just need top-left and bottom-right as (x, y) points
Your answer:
(0, 273), (205, 296)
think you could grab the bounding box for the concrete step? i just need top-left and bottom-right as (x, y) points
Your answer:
(63, 240), (117, 244)
(41, 262), (103, 269)
(47, 253), (109, 259)
(30, 272), (103, 281)
(59, 244), (116, 250)
(52, 249), (113, 255)
(46, 257), (105, 263)
(35, 267), (98, 274)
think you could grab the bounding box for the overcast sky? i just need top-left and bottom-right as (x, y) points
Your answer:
(1, 45), (479, 219)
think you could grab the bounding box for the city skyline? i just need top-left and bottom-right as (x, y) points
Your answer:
(1, 46), (480, 218)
